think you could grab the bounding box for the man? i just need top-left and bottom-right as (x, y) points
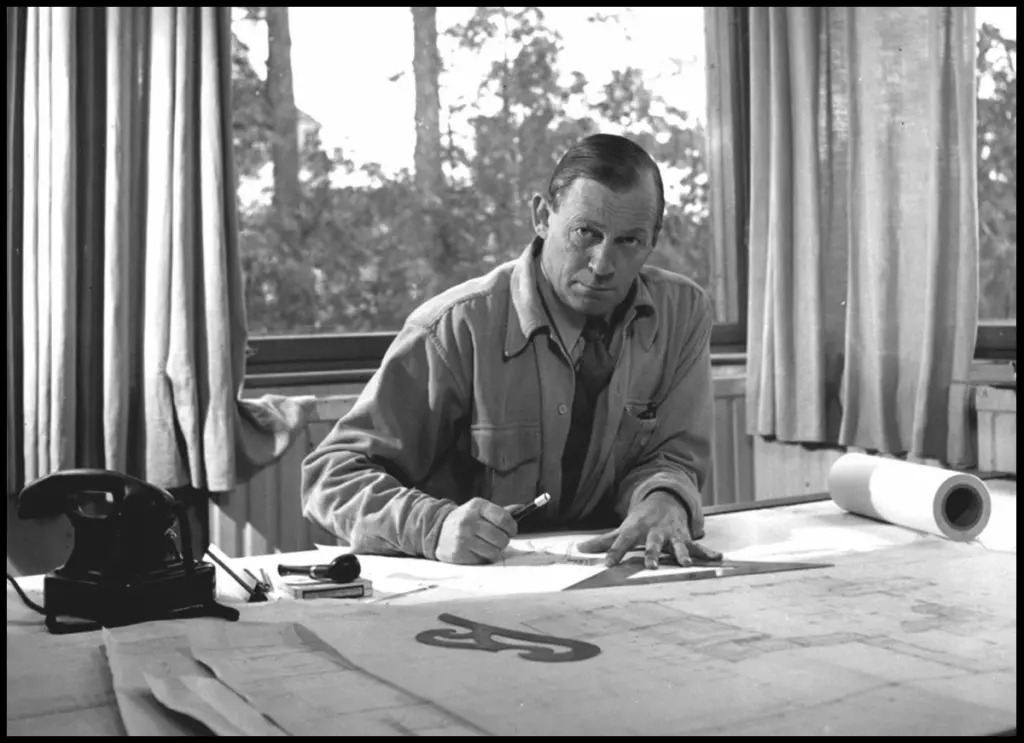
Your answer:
(302, 133), (722, 571)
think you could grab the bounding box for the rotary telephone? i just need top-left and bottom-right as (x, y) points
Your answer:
(9, 469), (239, 634)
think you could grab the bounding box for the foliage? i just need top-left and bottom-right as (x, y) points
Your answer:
(231, 9), (1017, 336)
(976, 22), (1017, 320)
(231, 7), (715, 335)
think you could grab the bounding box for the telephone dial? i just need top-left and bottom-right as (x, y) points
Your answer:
(10, 469), (239, 634)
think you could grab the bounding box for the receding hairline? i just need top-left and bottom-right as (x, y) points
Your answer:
(550, 171), (659, 203)
(544, 135), (665, 237)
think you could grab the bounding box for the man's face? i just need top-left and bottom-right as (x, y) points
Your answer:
(532, 176), (660, 318)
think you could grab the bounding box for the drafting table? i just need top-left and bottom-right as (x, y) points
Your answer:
(7, 494), (1017, 736)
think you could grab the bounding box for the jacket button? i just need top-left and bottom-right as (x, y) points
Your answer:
(558, 404), (568, 415)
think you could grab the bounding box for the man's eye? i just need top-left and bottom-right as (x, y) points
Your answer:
(575, 227), (595, 239)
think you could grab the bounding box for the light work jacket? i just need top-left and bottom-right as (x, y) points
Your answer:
(301, 241), (715, 559)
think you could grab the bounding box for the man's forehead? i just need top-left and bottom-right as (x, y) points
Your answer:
(560, 177), (659, 223)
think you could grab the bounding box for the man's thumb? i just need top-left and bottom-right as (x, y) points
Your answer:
(576, 530), (619, 554)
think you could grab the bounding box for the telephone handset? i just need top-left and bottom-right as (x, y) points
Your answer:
(11, 468), (239, 634)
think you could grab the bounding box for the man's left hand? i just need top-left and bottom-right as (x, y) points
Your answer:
(576, 491), (722, 568)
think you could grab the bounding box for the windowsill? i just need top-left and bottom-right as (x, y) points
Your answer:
(245, 355), (1015, 391)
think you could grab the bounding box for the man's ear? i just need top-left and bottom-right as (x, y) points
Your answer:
(531, 193), (551, 239)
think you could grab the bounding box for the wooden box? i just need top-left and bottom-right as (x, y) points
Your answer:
(975, 385), (1016, 475)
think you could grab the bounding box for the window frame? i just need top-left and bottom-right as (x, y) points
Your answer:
(243, 318), (1014, 387)
(245, 322), (750, 388)
(976, 321), (1016, 361)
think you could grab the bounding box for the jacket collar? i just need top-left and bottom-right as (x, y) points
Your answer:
(504, 238), (658, 359)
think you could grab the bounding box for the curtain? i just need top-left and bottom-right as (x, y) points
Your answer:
(8, 8), (27, 498)
(744, 7), (979, 467)
(704, 7), (750, 326)
(8, 7), (314, 496)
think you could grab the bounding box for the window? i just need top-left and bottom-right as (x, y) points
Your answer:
(231, 7), (743, 379)
(975, 7), (1016, 359)
(233, 8), (1015, 380)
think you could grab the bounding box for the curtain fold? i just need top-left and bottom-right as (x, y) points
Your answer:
(7, 7), (27, 497)
(10, 7), (315, 496)
(745, 7), (979, 467)
(704, 7), (750, 326)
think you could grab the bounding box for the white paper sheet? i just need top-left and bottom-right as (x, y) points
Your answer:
(144, 672), (288, 736)
(102, 624), (216, 736)
(313, 516), (919, 602)
(975, 490), (1016, 553)
(206, 548), (1016, 737)
(313, 505), (932, 573)
(13, 541), (1017, 739)
(313, 536), (609, 603)
(187, 620), (486, 736)
(6, 633), (126, 737)
(306, 492), (1016, 604)
(699, 502), (934, 562)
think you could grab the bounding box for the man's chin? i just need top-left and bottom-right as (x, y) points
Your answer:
(568, 290), (620, 316)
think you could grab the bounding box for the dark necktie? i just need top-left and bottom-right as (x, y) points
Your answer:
(560, 317), (616, 511)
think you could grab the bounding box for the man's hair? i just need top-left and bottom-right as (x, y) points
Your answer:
(545, 133), (665, 242)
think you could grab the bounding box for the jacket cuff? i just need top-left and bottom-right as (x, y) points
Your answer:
(628, 472), (705, 540)
(419, 500), (459, 560)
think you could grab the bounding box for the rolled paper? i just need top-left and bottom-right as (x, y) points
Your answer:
(827, 453), (992, 542)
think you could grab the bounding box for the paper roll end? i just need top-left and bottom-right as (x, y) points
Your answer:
(940, 485), (989, 537)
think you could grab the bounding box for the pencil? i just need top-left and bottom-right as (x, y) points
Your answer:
(204, 547), (257, 598)
(513, 492), (551, 522)
(371, 584), (438, 603)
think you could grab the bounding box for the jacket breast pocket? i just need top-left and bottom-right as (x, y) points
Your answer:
(469, 425), (542, 508)
(613, 402), (659, 471)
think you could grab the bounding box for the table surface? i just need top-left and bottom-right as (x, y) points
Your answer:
(7, 497), (1017, 736)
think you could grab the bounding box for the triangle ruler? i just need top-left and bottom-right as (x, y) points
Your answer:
(564, 556), (832, 592)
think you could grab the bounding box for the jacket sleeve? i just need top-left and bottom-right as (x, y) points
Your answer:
(613, 290), (714, 540)
(300, 321), (467, 559)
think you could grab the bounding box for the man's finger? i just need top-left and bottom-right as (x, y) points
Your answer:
(452, 545), (489, 565)
(576, 530), (619, 554)
(690, 540), (723, 563)
(475, 519), (513, 552)
(605, 527), (641, 567)
(644, 530), (668, 570)
(668, 537), (694, 568)
(468, 541), (501, 564)
(480, 502), (518, 536)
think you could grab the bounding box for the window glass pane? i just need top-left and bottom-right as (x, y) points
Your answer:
(976, 7), (1016, 322)
(231, 7), (724, 336)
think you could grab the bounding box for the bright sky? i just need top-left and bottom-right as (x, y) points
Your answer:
(234, 6), (1016, 183)
(234, 7), (706, 178)
(978, 5), (1017, 37)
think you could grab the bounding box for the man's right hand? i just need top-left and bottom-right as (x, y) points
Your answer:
(435, 498), (518, 564)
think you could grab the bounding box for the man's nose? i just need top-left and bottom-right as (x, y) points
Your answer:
(588, 241), (616, 279)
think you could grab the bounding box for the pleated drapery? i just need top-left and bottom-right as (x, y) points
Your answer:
(743, 7), (979, 467)
(8, 7), (314, 495)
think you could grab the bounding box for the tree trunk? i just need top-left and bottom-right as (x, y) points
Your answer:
(266, 6), (300, 215)
(411, 7), (444, 204)
(411, 7), (451, 292)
